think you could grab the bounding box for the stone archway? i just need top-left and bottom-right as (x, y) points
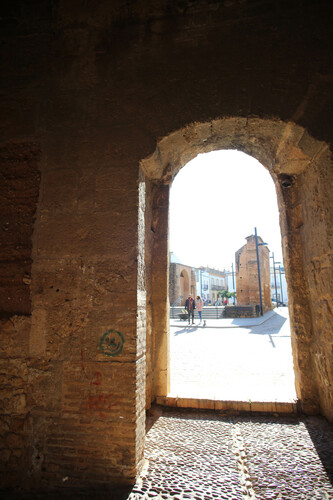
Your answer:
(142, 117), (332, 421)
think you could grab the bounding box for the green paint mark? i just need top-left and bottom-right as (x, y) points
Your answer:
(99, 329), (124, 357)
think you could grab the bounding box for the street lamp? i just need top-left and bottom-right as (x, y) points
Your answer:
(231, 262), (235, 305)
(270, 252), (278, 307)
(275, 261), (283, 305)
(254, 227), (268, 316)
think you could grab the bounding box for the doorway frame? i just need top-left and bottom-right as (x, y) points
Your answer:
(141, 117), (332, 420)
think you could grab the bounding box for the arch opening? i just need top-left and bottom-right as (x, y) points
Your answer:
(168, 149), (295, 403)
(142, 117), (332, 421)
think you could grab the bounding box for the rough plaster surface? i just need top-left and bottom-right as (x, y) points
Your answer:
(0, 0), (332, 492)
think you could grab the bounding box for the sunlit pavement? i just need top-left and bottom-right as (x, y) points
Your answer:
(170, 308), (297, 402)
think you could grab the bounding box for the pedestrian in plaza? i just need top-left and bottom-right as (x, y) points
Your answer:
(195, 295), (204, 324)
(185, 295), (196, 325)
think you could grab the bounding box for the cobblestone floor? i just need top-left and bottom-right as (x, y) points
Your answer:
(2, 409), (332, 499)
(128, 408), (333, 500)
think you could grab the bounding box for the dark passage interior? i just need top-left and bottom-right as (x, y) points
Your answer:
(0, 0), (332, 493)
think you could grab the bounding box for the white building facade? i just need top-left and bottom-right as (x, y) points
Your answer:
(194, 268), (210, 302)
(270, 265), (288, 305)
(195, 267), (227, 304)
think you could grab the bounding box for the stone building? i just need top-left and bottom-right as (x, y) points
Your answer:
(0, 0), (332, 493)
(236, 235), (272, 313)
(169, 262), (196, 306)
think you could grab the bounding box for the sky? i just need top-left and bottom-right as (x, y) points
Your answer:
(169, 150), (283, 271)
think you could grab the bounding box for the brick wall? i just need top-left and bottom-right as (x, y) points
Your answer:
(224, 305), (259, 318)
(236, 235), (272, 313)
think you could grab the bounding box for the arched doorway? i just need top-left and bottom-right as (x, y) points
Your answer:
(168, 151), (294, 402)
(142, 117), (332, 421)
(179, 270), (189, 303)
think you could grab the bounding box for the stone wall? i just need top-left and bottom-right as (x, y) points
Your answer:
(0, 0), (332, 492)
(0, 142), (40, 484)
(169, 263), (197, 306)
(301, 155), (333, 421)
(276, 147), (333, 418)
(26, 157), (144, 488)
(223, 305), (259, 319)
(0, 143), (41, 316)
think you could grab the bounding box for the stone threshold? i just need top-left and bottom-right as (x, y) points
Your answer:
(156, 396), (298, 414)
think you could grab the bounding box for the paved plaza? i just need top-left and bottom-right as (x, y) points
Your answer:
(169, 308), (297, 403)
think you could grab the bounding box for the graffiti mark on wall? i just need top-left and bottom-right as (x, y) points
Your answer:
(99, 329), (124, 357)
(87, 394), (121, 418)
(85, 371), (122, 417)
(90, 371), (102, 386)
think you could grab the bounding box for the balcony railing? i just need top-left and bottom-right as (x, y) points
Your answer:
(211, 285), (226, 291)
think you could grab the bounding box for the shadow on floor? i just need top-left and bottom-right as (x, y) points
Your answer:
(247, 310), (287, 335)
(173, 324), (199, 335)
(305, 416), (333, 484)
(0, 486), (132, 500)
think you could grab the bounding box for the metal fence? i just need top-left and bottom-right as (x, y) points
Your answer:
(170, 306), (225, 320)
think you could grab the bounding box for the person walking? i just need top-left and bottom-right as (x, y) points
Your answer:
(195, 295), (204, 324)
(185, 295), (196, 325)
